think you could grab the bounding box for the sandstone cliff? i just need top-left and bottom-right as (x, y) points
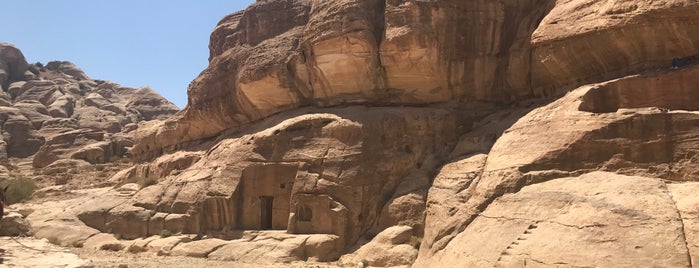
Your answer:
(62, 0), (699, 267)
(0, 42), (178, 189)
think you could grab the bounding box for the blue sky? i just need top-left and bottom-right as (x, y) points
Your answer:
(1, 0), (255, 108)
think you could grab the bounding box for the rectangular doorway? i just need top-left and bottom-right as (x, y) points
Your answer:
(260, 196), (274, 230)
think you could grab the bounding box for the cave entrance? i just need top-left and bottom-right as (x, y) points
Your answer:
(260, 196), (274, 230)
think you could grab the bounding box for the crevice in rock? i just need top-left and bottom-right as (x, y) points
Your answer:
(477, 214), (607, 230)
(203, 242), (230, 258)
(662, 181), (694, 268)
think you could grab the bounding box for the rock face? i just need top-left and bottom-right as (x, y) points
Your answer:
(339, 225), (419, 267)
(427, 172), (690, 267)
(85, 107), (466, 247)
(416, 66), (699, 267)
(0, 43), (178, 186)
(70, 0), (699, 267)
(0, 42), (30, 90)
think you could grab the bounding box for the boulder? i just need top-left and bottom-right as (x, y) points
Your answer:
(207, 232), (338, 264)
(170, 238), (230, 258)
(0, 42), (29, 89)
(340, 226), (418, 267)
(126, 235), (160, 253)
(82, 233), (126, 251)
(45, 61), (89, 80)
(48, 95), (75, 117)
(146, 235), (193, 255)
(0, 211), (33, 236)
(125, 87), (179, 120)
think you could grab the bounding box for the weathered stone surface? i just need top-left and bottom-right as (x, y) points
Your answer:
(124, 86), (179, 121)
(33, 130), (126, 168)
(0, 211), (33, 236)
(127, 235), (160, 253)
(417, 66), (699, 266)
(340, 225), (418, 267)
(0, 106), (44, 158)
(130, 0), (556, 160)
(422, 172), (689, 267)
(667, 182), (699, 265)
(83, 233), (127, 251)
(170, 238), (230, 258)
(531, 0), (699, 94)
(0, 237), (91, 268)
(96, 107), (464, 253)
(146, 235), (193, 255)
(0, 42), (28, 89)
(132, 0), (699, 162)
(46, 61), (89, 80)
(207, 231), (339, 264)
(0, 43), (178, 180)
(26, 188), (117, 247)
(9, 0), (699, 266)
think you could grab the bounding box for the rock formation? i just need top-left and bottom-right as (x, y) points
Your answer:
(0, 42), (178, 188)
(15, 0), (699, 267)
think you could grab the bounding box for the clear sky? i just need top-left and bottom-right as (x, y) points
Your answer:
(0, 0), (255, 108)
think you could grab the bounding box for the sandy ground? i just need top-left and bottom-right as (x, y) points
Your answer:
(0, 237), (89, 268)
(0, 237), (345, 268)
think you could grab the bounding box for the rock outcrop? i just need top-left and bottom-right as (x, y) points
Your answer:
(416, 65), (699, 267)
(54, 0), (699, 266)
(0, 42), (178, 188)
(84, 107), (467, 247)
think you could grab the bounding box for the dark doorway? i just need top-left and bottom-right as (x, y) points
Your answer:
(260, 196), (274, 229)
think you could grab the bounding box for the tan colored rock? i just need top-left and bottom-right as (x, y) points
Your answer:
(0, 106), (44, 158)
(148, 151), (203, 178)
(0, 237), (91, 268)
(33, 129), (104, 168)
(102, 107), (463, 254)
(11, 1), (699, 266)
(340, 226), (418, 267)
(207, 231), (339, 264)
(48, 95), (75, 117)
(46, 61), (89, 80)
(29, 209), (100, 247)
(83, 233), (126, 251)
(531, 0), (699, 94)
(421, 172), (689, 267)
(71, 142), (107, 164)
(0, 211), (32, 236)
(127, 235), (160, 253)
(0, 44), (178, 190)
(146, 235), (193, 255)
(124, 87), (179, 121)
(103, 204), (151, 240)
(170, 238), (230, 258)
(304, 234), (340, 262)
(14, 100), (51, 128)
(84, 92), (112, 109)
(130, 0), (556, 161)
(0, 42), (29, 89)
(27, 188), (128, 247)
(667, 182), (699, 265)
(418, 66), (699, 266)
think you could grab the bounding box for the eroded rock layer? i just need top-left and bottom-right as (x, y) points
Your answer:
(0, 42), (178, 187)
(71, 0), (699, 267)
